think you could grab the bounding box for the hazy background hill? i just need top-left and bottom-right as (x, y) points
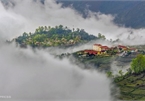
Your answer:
(2, 0), (145, 28)
(58, 0), (145, 29)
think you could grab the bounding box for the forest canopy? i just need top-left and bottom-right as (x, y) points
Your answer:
(15, 25), (103, 47)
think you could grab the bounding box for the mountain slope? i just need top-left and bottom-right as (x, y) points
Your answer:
(59, 1), (145, 28)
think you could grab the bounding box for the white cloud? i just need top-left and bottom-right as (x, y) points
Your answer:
(0, 44), (112, 100)
(1, 0), (145, 45)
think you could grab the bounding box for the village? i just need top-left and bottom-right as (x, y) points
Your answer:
(76, 44), (138, 57)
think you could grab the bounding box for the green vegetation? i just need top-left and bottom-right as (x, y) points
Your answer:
(15, 25), (98, 48)
(114, 54), (145, 100)
(114, 71), (145, 100)
(97, 33), (106, 40)
(73, 51), (114, 71)
(107, 71), (114, 77)
(131, 54), (145, 74)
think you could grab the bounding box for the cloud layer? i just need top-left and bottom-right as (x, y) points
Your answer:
(0, 43), (112, 101)
(0, 0), (145, 46)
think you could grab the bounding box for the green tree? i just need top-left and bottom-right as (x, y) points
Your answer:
(32, 34), (47, 42)
(131, 54), (145, 73)
(23, 32), (28, 37)
(107, 71), (114, 78)
(98, 33), (106, 39)
(59, 25), (63, 29)
(119, 70), (123, 76)
(126, 68), (132, 75)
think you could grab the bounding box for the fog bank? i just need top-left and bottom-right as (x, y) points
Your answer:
(0, 43), (112, 100)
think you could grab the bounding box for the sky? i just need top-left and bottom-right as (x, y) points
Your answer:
(0, 0), (144, 100)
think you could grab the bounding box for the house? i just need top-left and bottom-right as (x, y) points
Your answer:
(93, 44), (102, 51)
(93, 44), (109, 52)
(129, 48), (138, 52)
(84, 50), (98, 55)
(100, 46), (110, 51)
(118, 45), (128, 50)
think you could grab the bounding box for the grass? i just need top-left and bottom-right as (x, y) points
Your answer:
(120, 87), (134, 93)
(132, 89), (145, 95)
(84, 56), (112, 64)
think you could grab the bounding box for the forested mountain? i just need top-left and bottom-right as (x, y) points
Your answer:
(14, 25), (99, 48)
(58, 1), (145, 28)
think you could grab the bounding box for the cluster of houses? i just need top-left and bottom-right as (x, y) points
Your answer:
(78, 44), (138, 57)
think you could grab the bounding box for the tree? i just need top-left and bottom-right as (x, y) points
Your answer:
(32, 34), (47, 42)
(44, 26), (47, 31)
(23, 32), (28, 37)
(77, 28), (80, 32)
(59, 25), (63, 29)
(98, 33), (106, 39)
(107, 71), (114, 78)
(131, 54), (145, 74)
(119, 70), (123, 76)
(126, 68), (132, 75)
(48, 26), (51, 30)
(73, 28), (75, 32)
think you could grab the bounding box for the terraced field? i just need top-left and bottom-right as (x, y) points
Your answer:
(115, 72), (145, 100)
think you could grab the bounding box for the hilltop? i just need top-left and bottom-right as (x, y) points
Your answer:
(59, 44), (145, 71)
(14, 25), (100, 48)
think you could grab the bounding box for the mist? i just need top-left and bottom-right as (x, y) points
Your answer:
(47, 39), (114, 55)
(1, 0), (145, 46)
(0, 43), (113, 101)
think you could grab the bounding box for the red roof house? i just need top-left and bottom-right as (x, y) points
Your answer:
(84, 50), (98, 55)
(101, 46), (109, 51)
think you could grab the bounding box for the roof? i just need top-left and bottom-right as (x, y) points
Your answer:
(118, 45), (127, 48)
(130, 48), (136, 50)
(101, 46), (109, 49)
(84, 50), (98, 55)
(93, 44), (102, 46)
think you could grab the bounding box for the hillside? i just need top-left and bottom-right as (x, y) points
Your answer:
(114, 72), (145, 100)
(59, 1), (145, 28)
(72, 52), (113, 71)
(14, 25), (98, 48)
(112, 54), (145, 100)
(61, 44), (144, 71)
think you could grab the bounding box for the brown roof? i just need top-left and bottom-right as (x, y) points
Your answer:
(94, 44), (102, 46)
